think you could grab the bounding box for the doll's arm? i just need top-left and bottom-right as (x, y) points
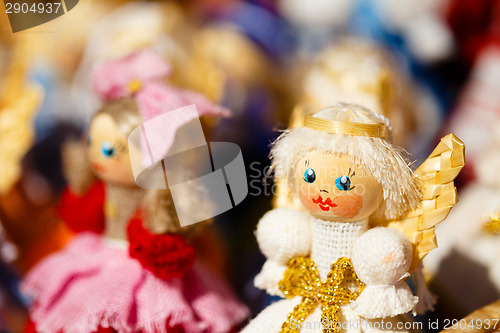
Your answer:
(254, 208), (311, 296)
(351, 227), (418, 319)
(412, 262), (436, 314)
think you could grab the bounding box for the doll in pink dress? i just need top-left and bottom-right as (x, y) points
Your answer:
(22, 50), (249, 333)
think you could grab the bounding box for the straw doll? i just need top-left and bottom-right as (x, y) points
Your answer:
(21, 50), (249, 333)
(244, 103), (464, 332)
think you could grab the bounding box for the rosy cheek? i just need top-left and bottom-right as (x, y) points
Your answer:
(298, 186), (320, 212)
(331, 194), (363, 218)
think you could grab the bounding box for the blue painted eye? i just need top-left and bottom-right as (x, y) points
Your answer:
(303, 168), (316, 183)
(335, 175), (351, 191)
(100, 141), (115, 158)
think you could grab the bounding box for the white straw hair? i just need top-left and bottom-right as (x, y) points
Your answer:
(271, 102), (420, 219)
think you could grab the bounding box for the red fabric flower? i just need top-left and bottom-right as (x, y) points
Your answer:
(127, 211), (195, 279)
(58, 181), (105, 234)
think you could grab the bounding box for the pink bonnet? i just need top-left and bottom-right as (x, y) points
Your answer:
(91, 49), (230, 168)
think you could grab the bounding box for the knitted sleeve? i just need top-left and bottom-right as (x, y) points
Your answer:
(351, 227), (418, 318)
(254, 208), (311, 296)
(57, 181), (105, 234)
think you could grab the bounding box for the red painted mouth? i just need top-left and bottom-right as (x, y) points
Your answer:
(312, 196), (337, 211)
(92, 162), (105, 173)
(318, 204), (331, 211)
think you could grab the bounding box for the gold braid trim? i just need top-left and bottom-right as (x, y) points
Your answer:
(279, 257), (365, 333)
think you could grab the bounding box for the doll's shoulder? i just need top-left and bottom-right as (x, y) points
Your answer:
(256, 208), (311, 240)
(58, 180), (105, 234)
(256, 208), (311, 263)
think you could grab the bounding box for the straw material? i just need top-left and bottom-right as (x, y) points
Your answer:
(440, 299), (500, 333)
(0, 37), (42, 195)
(385, 134), (465, 271)
(304, 115), (390, 140)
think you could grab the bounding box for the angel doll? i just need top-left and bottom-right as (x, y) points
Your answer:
(21, 50), (249, 333)
(243, 103), (464, 332)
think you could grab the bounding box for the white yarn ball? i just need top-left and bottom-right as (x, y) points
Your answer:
(256, 208), (311, 264)
(352, 227), (412, 285)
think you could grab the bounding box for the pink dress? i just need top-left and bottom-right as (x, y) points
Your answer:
(22, 233), (249, 333)
(22, 184), (249, 333)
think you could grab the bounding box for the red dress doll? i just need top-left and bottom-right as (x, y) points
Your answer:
(22, 50), (249, 333)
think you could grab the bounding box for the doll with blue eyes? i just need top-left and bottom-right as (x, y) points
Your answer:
(21, 50), (249, 333)
(243, 103), (464, 332)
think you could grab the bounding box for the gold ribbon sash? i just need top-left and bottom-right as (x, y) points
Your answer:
(279, 257), (365, 333)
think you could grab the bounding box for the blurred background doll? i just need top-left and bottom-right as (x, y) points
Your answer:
(278, 0), (454, 123)
(287, 39), (416, 148)
(273, 39), (421, 214)
(0, 1), (143, 283)
(0, 1), (170, 282)
(243, 103), (464, 332)
(21, 50), (249, 333)
(63, 2), (240, 277)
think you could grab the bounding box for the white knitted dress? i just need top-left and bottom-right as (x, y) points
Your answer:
(245, 209), (417, 333)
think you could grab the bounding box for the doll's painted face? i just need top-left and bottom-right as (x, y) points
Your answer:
(294, 151), (383, 222)
(87, 113), (136, 186)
